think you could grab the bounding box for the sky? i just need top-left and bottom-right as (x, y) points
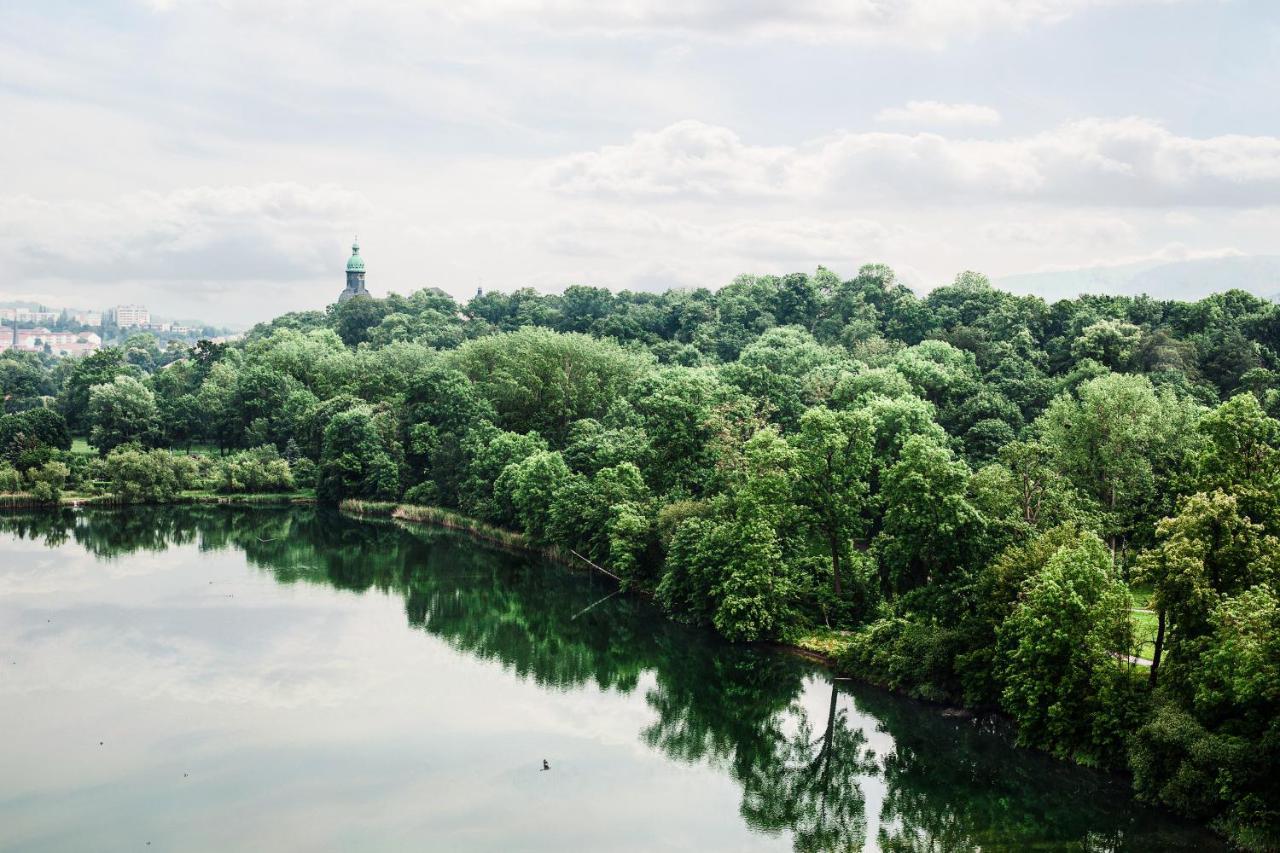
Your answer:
(1, 0), (1278, 326)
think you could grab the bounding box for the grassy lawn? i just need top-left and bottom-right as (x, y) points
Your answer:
(178, 443), (224, 456)
(1131, 608), (1159, 661)
(1128, 581), (1155, 609)
(70, 438), (226, 457)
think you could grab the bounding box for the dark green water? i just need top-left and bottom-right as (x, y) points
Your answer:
(0, 507), (1221, 852)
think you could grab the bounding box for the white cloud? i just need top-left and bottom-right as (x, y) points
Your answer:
(147, 0), (1185, 46)
(532, 120), (789, 199)
(875, 100), (1002, 125)
(1026, 242), (1247, 272)
(0, 183), (371, 283)
(540, 117), (1280, 206)
(539, 210), (897, 263)
(979, 214), (1137, 246)
(1163, 210), (1201, 226)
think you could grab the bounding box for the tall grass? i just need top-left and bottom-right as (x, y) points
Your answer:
(389, 503), (532, 551)
(338, 499), (397, 516)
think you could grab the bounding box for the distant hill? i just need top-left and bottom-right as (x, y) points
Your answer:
(996, 254), (1280, 303)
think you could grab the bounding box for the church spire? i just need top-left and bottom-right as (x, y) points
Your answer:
(339, 235), (368, 302)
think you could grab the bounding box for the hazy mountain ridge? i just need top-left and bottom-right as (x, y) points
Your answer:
(998, 254), (1280, 303)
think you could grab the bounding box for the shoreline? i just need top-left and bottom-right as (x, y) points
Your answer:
(0, 496), (1227, 844)
(337, 497), (1227, 844)
(0, 491), (316, 510)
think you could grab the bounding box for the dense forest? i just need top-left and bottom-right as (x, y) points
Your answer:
(2, 266), (1279, 847)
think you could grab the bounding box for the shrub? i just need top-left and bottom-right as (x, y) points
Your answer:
(26, 460), (70, 504)
(834, 617), (963, 703)
(96, 446), (199, 503)
(290, 456), (317, 490)
(214, 445), (294, 493)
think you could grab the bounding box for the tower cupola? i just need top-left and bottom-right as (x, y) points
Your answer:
(338, 235), (369, 303)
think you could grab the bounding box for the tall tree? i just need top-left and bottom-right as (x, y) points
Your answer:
(790, 406), (873, 601)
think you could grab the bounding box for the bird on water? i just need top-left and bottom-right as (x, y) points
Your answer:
(542, 759), (550, 771)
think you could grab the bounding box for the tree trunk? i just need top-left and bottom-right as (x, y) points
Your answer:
(1148, 608), (1166, 689)
(830, 534), (843, 598)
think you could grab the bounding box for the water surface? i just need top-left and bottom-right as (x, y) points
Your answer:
(0, 507), (1221, 851)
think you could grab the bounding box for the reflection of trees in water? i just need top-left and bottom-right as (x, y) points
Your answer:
(0, 508), (78, 548)
(740, 683), (878, 853)
(0, 508), (1215, 853)
(849, 683), (1215, 852)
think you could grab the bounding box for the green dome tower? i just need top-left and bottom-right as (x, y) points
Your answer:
(338, 237), (369, 303)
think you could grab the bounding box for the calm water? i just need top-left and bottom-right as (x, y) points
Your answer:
(0, 507), (1220, 852)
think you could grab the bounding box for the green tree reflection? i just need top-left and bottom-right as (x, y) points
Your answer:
(0, 507), (1219, 852)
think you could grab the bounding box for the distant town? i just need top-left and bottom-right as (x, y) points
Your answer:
(0, 303), (233, 358)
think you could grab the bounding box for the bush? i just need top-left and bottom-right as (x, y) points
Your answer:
(0, 464), (21, 493)
(834, 617), (964, 703)
(290, 456), (317, 490)
(214, 445), (294, 493)
(26, 460), (69, 504)
(96, 446), (199, 503)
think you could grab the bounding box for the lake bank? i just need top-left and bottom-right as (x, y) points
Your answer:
(0, 504), (1222, 851)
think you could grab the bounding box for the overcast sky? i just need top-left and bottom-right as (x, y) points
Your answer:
(2, 0), (1278, 325)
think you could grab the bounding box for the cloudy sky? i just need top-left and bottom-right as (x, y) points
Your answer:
(2, 0), (1278, 325)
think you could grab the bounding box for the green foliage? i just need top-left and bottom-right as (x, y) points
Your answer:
(953, 524), (1088, 707)
(790, 406), (874, 614)
(877, 435), (983, 595)
(88, 375), (158, 454)
(458, 429), (547, 525)
(998, 533), (1143, 766)
(317, 409), (400, 504)
(0, 463), (22, 492)
(498, 450), (573, 546)
(721, 326), (848, 429)
(290, 456), (318, 490)
(15, 264), (1280, 843)
(833, 617), (964, 703)
(96, 447), (199, 503)
(57, 348), (133, 431)
(0, 408), (71, 470)
(1037, 373), (1202, 554)
(449, 327), (652, 443)
(25, 460), (69, 504)
(657, 428), (801, 641)
(215, 446), (296, 494)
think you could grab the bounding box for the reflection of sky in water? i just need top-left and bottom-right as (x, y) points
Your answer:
(0, 509), (1222, 852)
(0, 526), (784, 852)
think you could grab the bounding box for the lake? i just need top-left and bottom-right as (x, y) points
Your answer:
(0, 506), (1222, 851)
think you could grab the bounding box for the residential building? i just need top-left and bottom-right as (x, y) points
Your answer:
(0, 308), (59, 324)
(111, 304), (151, 327)
(0, 327), (101, 356)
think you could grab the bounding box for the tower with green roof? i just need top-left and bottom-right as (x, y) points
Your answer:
(338, 237), (369, 302)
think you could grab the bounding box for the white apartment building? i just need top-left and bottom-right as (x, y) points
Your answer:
(0, 308), (59, 324)
(111, 304), (151, 327)
(0, 328), (101, 357)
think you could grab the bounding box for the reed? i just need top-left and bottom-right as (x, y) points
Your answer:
(338, 499), (399, 517)
(389, 503), (531, 551)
